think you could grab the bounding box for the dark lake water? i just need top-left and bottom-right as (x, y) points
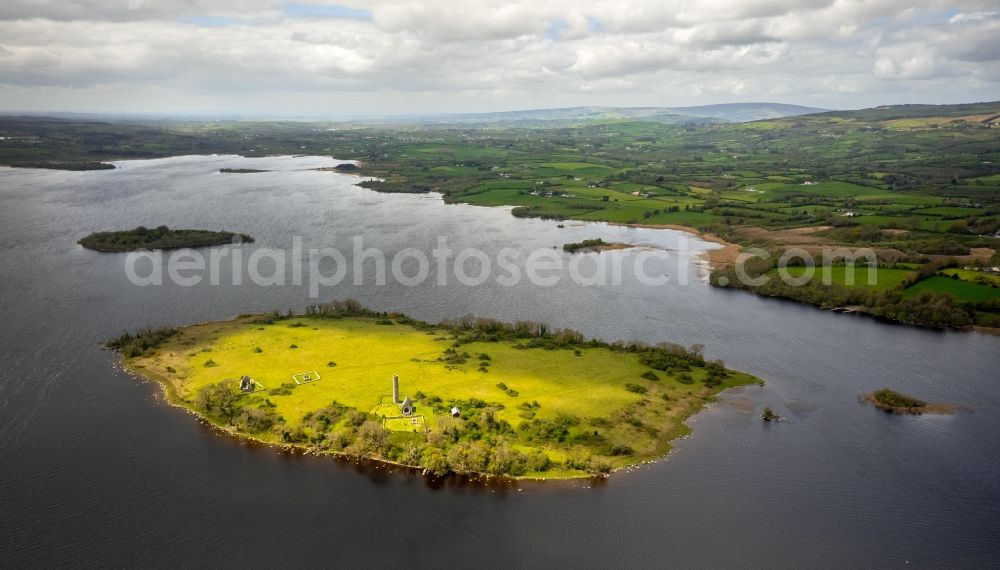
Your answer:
(1, 155), (998, 568)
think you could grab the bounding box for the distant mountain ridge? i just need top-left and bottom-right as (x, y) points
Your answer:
(665, 103), (828, 122)
(8, 101), (1000, 125)
(814, 101), (1000, 122)
(403, 102), (827, 125)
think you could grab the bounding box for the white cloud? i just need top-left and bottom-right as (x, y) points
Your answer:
(949, 11), (998, 23)
(874, 49), (952, 80)
(0, 1), (996, 114)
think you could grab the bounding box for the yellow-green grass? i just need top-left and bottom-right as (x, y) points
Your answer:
(972, 174), (1000, 185)
(884, 117), (953, 129)
(384, 414), (427, 433)
(127, 315), (758, 479)
(145, 317), (709, 427)
(884, 114), (998, 129)
(735, 120), (788, 131)
(940, 268), (1000, 287)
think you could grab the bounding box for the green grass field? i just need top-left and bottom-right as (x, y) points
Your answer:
(940, 268), (1000, 287)
(903, 276), (1000, 303)
(130, 314), (757, 478)
(972, 174), (1000, 185)
(920, 207), (985, 217)
(538, 162), (616, 172)
(768, 266), (914, 291)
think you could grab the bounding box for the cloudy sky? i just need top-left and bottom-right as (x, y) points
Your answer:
(0, 0), (997, 116)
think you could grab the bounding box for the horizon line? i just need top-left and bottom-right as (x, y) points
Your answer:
(0, 99), (997, 122)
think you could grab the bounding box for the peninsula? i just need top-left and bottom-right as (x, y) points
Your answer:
(114, 301), (759, 479)
(79, 225), (253, 252)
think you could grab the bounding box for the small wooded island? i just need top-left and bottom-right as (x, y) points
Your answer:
(79, 225), (253, 252)
(863, 388), (956, 415)
(219, 168), (268, 173)
(9, 160), (115, 171)
(562, 238), (632, 253)
(112, 301), (759, 479)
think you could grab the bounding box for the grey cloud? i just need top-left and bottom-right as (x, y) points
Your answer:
(942, 18), (1000, 62)
(0, 1), (996, 113)
(670, 20), (780, 48)
(0, 0), (281, 21)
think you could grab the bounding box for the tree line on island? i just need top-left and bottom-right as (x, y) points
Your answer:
(79, 225), (254, 252)
(563, 238), (608, 252)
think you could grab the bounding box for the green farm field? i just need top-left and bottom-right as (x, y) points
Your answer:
(940, 268), (1000, 287)
(770, 266), (914, 291)
(903, 276), (1000, 303)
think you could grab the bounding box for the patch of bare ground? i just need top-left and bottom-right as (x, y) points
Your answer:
(928, 247), (996, 264)
(960, 113), (1000, 123)
(703, 242), (742, 267)
(717, 395), (757, 412)
(615, 223), (742, 268)
(730, 226), (914, 261)
(782, 244), (908, 261)
(737, 226), (833, 244)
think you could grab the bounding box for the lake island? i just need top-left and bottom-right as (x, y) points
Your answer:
(115, 301), (759, 479)
(79, 225), (254, 252)
(862, 388), (957, 415)
(562, 238), (633, 253)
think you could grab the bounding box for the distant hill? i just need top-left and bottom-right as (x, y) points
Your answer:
(0, 103), (828, 126)
(406, 106), (717, 126)
(813, 101), (1000, 122)
(663, 102), (827, 122)
(402, 103), (827, 125)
